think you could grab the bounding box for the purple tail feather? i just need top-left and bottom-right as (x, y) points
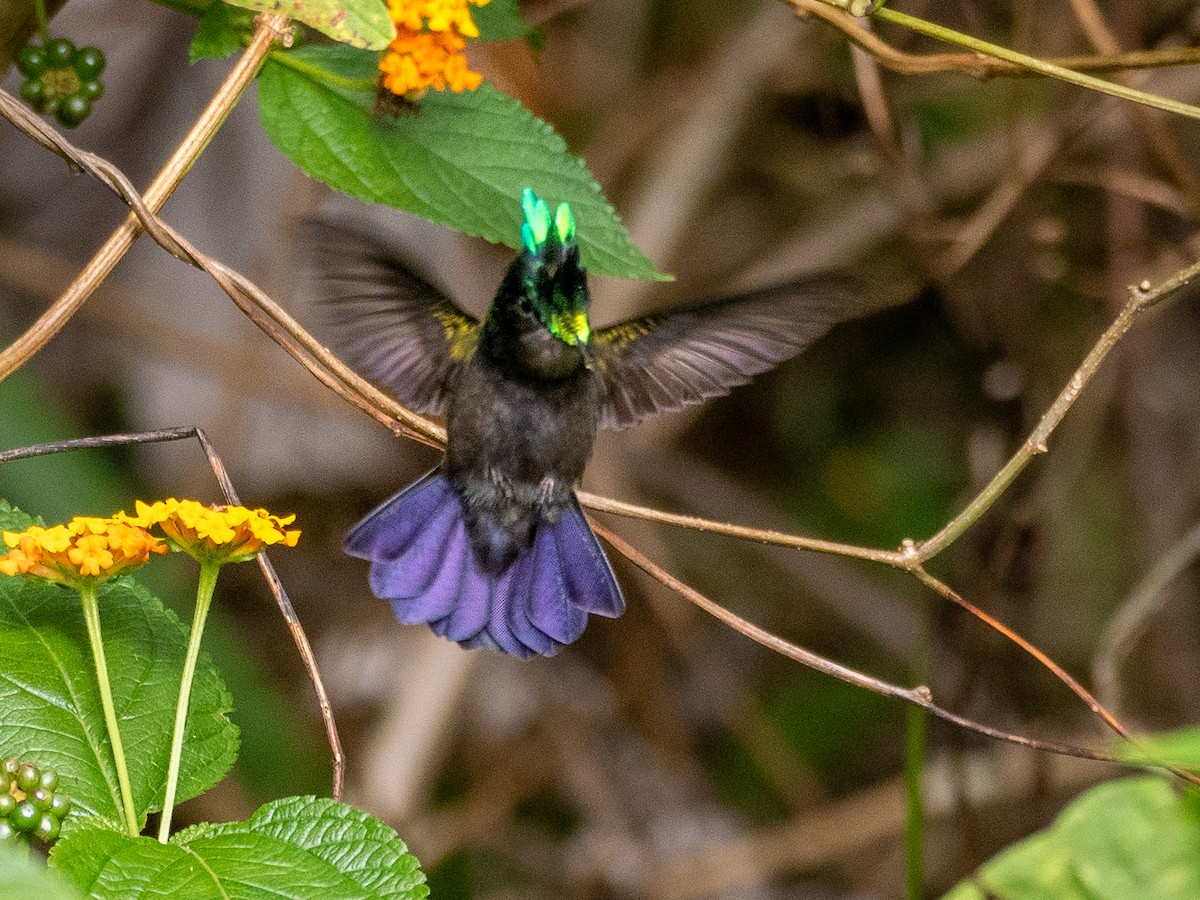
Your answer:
(345, 471), (625, 657)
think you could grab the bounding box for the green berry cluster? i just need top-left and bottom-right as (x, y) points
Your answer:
(16, 37), (106, 127)
(0, 757), (71, 843)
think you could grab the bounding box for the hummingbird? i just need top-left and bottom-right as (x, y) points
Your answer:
(316, 189), (859, 658)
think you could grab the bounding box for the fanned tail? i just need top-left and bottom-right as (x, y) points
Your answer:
(345, 472), (625, 657)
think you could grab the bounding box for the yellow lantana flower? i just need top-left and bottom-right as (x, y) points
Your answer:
(119, 498), (300, 566)
(380, 0), (491, 99)
(0, 518), (166, 588)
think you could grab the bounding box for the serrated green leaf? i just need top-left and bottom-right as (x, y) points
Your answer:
(204, 797), (428, 898)
(51, 799), (428, 899)
(0, 505), (238, 829)
(225, 0), (394, 50)
(258, 44), (668, 281)
(0, 839), (85, 900)
(190, 2), (256, 63)
(1061, 777), (1200, 899)
(941, 776), (1200, 899)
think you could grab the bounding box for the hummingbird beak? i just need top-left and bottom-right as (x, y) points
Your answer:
(579, 340), (597, 370)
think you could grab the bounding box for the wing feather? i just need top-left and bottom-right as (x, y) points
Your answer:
(309, 218), (480, 416)
(593, 274), (862, 429)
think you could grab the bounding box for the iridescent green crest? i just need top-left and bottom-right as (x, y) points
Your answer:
(520, 188), (576, 256)
(518, 188), (589, 346)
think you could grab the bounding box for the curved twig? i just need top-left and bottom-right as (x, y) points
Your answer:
(0, 14), (292, 383)
(792, 0), (1200, 80)
(594, 524), (1134, 767)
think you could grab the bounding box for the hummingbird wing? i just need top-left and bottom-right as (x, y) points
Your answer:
(592, 274), (860, 429)
(311, 219), (480, 416)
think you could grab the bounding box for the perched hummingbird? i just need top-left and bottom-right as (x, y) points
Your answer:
(317, 189), (858, 657)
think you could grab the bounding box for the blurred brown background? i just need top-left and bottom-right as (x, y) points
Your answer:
(3, 0), (1200, 896)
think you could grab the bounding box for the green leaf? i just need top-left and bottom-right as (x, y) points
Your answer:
(0, 839), (85, 900)
(1062, 778), (1200, 899)
(258, 45), (668, 281)
(0, 505), (238, 830)
(224, 0), (394, 50)
(941, 776), (1200, 899)
(51, 798), (429, 899)
(190, 2), (257, 63)
(474, 0), (538, 44)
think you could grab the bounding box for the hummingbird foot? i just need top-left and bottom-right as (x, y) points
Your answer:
(536, 476), (559, 506)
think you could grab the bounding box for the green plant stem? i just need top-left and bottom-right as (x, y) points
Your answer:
(33, 0), (49, 41)
(79, 583), (139, 837)
(829, 1), (1200, 122)
(158, 560), (220, 843)
(904, 608), (928, 900)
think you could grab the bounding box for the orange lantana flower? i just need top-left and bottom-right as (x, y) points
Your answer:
(380, 0), (491, 99)
(0, 517), (166, 588)
(118, 498), (300, 566)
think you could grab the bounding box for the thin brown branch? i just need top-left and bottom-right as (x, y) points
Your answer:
(1052, 165), (1193, 219)
(1063, 0), (1200, 222)
(580, 490), (907, 566)
(0, 428), (347, 800)
(0, 14), (292, 383)
(913, 272), (1190, 561)
(791, 0), (1200, 80)
(915, 567), (1200, 787)
(934, 126), (1064, 279)
(0, 87), (446, 452)
(1094, 521), (1200, 713)
(594, 523), (1130, 766)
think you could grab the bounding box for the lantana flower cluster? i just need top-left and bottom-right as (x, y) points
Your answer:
(380, 0), (492, 98)
(0, 517), (166, 588)
(117, 498), (300, 566)
(0, 501), (300, 586)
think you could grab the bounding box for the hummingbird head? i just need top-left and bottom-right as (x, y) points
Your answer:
(483, 189), (593, 379)
(514, 188), (591, 348)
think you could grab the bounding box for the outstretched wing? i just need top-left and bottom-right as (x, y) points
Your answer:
(310, 218), (481, 416)
(592, 274), (861, 430)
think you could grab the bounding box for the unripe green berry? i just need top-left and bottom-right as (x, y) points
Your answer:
(56, 93), (91, 127)
(31, 788), (52, 810)
(17, 44), (47, 78)
(0, 794), (15, 816)
(19, 78), (46, 109)
(38, 768), (58, 792)
(15, 763), (38, 793)
(44, 37), (76, 68)
(49, 793), (72, 817)
(10, 800), (40, 832)
(2, 758), (18, 778)
(0, 820), (15, 841)
(73, 46), (106, 80)
(34, 813), (60, 842)
(81, 79), (104, 101)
